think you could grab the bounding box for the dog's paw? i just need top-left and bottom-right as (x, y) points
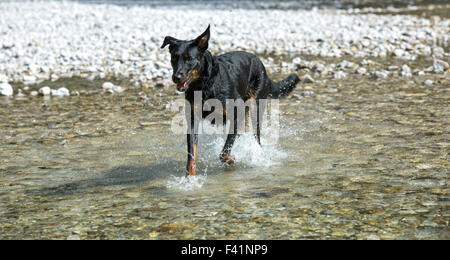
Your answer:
(186, 160), (197, 176)
(220, 154), (235, 164)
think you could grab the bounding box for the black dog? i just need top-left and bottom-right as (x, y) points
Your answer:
(161, 25), (299, 176)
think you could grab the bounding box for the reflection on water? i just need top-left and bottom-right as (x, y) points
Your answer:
(0, 56), (449, 239)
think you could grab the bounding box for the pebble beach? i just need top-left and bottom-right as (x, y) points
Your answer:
(0, 0), (449, 96)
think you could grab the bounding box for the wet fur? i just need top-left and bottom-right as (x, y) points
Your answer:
(161, 25), (300, 176)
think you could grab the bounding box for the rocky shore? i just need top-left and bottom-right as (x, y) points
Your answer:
(0, 1), (449, 97)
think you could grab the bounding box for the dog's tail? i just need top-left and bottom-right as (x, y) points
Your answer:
(268, 73), (300, 98)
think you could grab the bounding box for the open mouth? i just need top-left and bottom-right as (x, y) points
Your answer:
(176, 76), (192, 92)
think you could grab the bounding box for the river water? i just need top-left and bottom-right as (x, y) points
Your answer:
(0, 53), (448, 239)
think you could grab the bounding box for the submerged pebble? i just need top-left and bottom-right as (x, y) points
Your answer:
(102, 82), (124, 94)
(372, 70), (389, 80)
(424, 79), (434, 86)
(301, 90), (316, 97)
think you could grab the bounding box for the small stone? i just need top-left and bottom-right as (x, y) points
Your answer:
(327, 88), (338, 93)
(112, 85), (124, 93)
(52, 87), (70, 97)
(424, 79), (433, 86)
(424, 66), (434, 73)
(393, 49), (405, 57)
(101, 82), (124, 94)
(148, 232), (159, 238)
(432, 46), (444, 57)
(387, 66), (399, 71)
(433, 59), (449, 73)
(399, 64), (412, 77)
(102, 82), (114, 90)
(23, 75), (37, 85)
(292, 57), (302, 64)
(300, 74), (315, 83)
(30, 91), (38, 96)
(332, 71), (346, 79)
(0, 82), (13, 96)
(361, 39), (370, 47)
(360, 59), (370, 65)
(67, 235), (81, 240)
(337, 60), (353, 69)
(0, 74), (9, 83)
(155, 79), (165, 88)
(16, 89), (26, 97)
(39, 86), (51, 96)
(290, 94), (302, 101)
(51, 74), (59, 82)
(367, 234), (380, 240)
(301, 90), (316, 97)
(422, 220), (439, 227)
(415, 70), (425, 76)
(355, 67), (367, 75)
(312, 63), (325, 73)
(59, 87), (70, 96)
(372, 71), (389, 80)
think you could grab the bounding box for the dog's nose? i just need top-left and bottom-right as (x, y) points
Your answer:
(172, 74), (182, 83)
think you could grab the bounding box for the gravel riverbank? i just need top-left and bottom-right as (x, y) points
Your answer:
(0, 1), (449, 96)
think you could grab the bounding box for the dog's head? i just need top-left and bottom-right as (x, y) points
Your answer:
(161, 25), (210, 92)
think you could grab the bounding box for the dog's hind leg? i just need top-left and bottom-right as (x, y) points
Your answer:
(220, 136), (236, 164)
(255, 99), (262, 145)
(251, 77), (270, 146)
(220, 114), (238, 164)
(249, 97), (261, 146)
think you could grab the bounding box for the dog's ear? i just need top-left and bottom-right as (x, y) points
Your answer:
(194, 25), (210, 51)
(161, 36), (178, 49)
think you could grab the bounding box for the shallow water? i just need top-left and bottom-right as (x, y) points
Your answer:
(0, 56), (449, 239)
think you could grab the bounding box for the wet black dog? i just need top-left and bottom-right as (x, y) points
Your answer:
(161, 25), (299, 176)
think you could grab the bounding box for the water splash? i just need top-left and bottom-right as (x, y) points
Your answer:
(198, 120), (288, 168)
(166, 174), (208, 191)
(165, 120), (288, 190)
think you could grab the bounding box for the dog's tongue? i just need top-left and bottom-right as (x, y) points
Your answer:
(177, 81), (188, 91)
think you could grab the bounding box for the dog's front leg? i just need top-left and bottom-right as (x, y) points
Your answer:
(186, 104), (199, 176)
(186, 132), (198, 176)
